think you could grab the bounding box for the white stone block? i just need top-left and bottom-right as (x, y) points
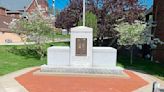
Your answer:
(47, 46), (70, 66)
(70, 26), (93, 67)
(93, 47), (117, 68)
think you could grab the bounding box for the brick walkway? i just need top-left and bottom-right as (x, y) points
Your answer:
(15, 69), (148, 92)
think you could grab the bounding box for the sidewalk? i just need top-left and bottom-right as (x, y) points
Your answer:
(0, 67), (163, 92)
(133, 71), (164, 92)
(0, 39), (70, 46)
(0, 67), (38, 92)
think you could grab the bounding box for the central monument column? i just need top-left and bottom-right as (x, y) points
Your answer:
(70, 26), (93, 67)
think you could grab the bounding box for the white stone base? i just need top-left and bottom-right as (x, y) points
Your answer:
(41, 46), (123, 74)
(41, 65), (124, 75)
(46, 46), (118, 67)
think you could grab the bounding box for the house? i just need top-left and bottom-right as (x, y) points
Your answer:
(0, 15), (22, 43)
(153, 0), (164, 63)
(0, 0), (48, 17)
(145, 0), (164, 63)
(0, 6), (6, 16)
(0, 0), (48, 43)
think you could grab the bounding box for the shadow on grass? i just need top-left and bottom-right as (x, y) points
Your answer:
(117, 55), (164, 80)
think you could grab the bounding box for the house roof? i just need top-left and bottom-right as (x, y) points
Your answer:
(0, 0), (33, 11)
(0, 6), (6, 10)
(0, 0), (48, 11)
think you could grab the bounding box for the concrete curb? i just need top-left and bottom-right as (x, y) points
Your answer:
(133, 71), (164, 92)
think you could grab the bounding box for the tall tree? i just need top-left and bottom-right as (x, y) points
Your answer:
(55, 0), (83, 30)
(9, 11), (54, 60)
(78, 11), (98, 37)
(55, 0), (145, 45)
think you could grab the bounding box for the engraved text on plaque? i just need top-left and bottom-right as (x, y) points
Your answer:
(76, 38), (87, 56)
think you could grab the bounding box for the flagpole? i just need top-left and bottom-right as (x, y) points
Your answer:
(83, 0), (85, 26)
(52, 0), (55, 16)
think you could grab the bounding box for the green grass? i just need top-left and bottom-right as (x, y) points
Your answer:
(0, 42), (69, 76)
(0, 43), (164, 80)
(118, 55), (164, 80)
(53, 34), (70, 39)
(0, 45), (46, 76)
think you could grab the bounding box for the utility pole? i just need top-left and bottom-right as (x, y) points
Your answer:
(83, 0), (85, 26)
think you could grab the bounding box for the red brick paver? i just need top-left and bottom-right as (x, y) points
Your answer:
(15, 69), (148, 92)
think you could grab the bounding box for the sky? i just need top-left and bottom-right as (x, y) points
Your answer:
(48, 0), (153, 11)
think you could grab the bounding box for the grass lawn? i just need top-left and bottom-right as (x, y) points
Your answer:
(0, 42), (69, 76)
(118, 55), (164, 80)
(0, 44), (164, 80)
(0, 45), (46, 76)
(54, 34), (70, 39)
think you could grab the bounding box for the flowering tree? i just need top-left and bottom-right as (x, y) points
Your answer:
(142, 25), (164, 49)
(115, 21), (146, 64)
(9, 11), (54, 60)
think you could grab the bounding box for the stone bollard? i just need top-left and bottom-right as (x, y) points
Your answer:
(153, 82), (160, 92)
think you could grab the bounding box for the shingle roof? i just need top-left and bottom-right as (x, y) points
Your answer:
(0, 0), (33, 11)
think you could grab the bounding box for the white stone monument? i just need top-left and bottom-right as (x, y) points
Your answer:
(70, 26), (93, 67)
(41, 26), (123, 74)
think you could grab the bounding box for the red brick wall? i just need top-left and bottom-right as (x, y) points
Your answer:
(26, 0), (37, 13)
(38, 0), (48, 9)
(26, 0), (48, 15)
(153, 0), (164, 62)
(0, 8), (6, 16)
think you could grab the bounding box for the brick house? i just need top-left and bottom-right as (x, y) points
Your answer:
(146, 0), (164, 62)
(0, 15), (22, 43)
(0, 0), (48, 17)
(0, 6), (6, 16)
(0, 0), (48, 43)
(153, 0), (164, 62)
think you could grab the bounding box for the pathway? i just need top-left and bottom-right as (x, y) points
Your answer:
(0, 67), (163, 92)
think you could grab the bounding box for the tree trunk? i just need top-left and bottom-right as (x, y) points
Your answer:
(130, 46), (134, 65)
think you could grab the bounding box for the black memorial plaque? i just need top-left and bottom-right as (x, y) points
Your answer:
(76, 38), (87, 56)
